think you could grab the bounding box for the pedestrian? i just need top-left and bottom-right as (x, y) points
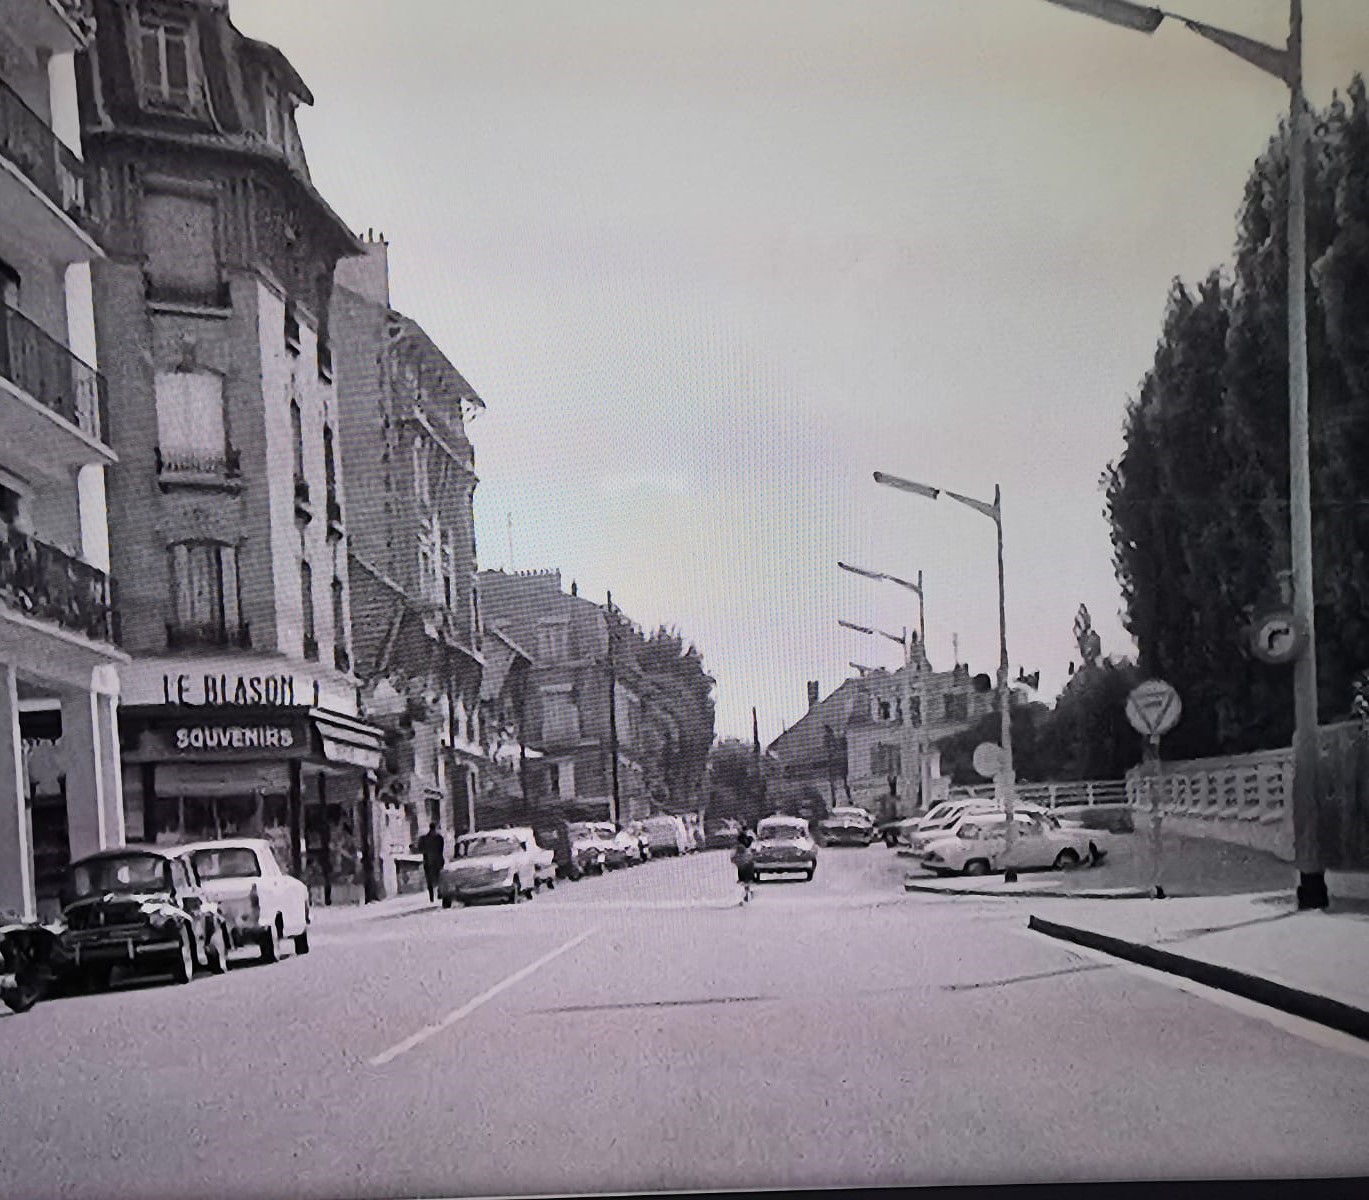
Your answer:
(732, 825), (757, 904)
(417, 822), (445, 903)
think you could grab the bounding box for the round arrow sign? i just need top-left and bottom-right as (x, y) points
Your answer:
(1125, 680), (1181, 739)
(1249, 608), (1307, 666)
(972, 742), (1004, 780)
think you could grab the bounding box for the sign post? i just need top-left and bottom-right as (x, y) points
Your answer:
(1125, 680), (1182, 900)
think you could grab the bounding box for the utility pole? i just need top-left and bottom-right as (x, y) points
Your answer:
(606, 592), (621, 826)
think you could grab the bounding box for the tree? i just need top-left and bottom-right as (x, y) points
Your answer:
(635, 626), (717, 805)
(1105, 76), (1369, 756)
(707, 739), (763, 824)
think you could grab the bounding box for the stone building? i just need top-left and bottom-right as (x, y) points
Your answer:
(330, 233), (488, 890)
(0, 0), (126, 920)
(75, 0), (383, 900)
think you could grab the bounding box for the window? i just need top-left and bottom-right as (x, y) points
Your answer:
(540, 688), (580, 745)
(290, 399), (305, 482)
(143, 192), (219, 302)
(263, 76), (281, 146)
(155, 372), (225, 468)
(442, 530), (459, 610)
(877, 700), (891, 721)
(944, 693), (968, 721)
(284, 303), (301, 354)
(323, 426), (339, 518)
(331, 575), (346, 658)
(300, 558), (316, 658)
(168, 542), (241, 644)
(413, 437), (430, 505)
(908, 695), (922, 727)
(871, 743), (901, 777)
(138, 12), (195, 110)
(537, 621), (570, 664)
(418, 511), (442, 603)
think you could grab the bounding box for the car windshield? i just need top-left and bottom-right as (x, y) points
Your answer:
(459, 836), (519, 858)
(759, 822), (806, 840)
(591, 824), (617, 838)
(831, 809), (867, 821)
(566, 823), (594, 839)
(190, 848), (262, 880)
(69, 855), (170, 898)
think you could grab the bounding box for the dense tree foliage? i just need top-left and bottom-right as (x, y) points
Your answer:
(1105, 77), (1369, 756)
(634, 626), (716, 806)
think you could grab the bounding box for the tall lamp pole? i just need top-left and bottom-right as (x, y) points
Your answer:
(875, 472), (1020, 877)
(1042, 0), (1325, 909)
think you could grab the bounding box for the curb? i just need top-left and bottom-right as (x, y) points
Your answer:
(1027, 914), (1369, 1042)
(904, 882), (1150, 899)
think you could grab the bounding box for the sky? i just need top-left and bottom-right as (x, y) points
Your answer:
(232, 0), (1369, 743)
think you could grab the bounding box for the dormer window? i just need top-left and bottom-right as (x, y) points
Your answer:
(138, 10), (197, 113)
(263, 76), (281, 146)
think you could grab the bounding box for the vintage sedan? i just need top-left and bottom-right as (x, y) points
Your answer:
(175, 839), (310, 961)
(751, 815), (818, 881)
(57, 848), (230, 990)
(816, 806), (876, 847)
(438, 830), (540, 906)
(917, 812), (1106, 877)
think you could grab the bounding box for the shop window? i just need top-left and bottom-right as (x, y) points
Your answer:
(168, 541), (242, 647)
(142, 191), (220, 303)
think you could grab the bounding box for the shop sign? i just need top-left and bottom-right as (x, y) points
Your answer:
(161, 672), (321, 708)
(153, 717), (313, 759)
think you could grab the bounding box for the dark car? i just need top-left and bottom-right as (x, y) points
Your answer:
(815, 806), (876, 847)
(704, 819), (742, 849)
(538, 821), (608, 880)
(57, 848), (230, 991)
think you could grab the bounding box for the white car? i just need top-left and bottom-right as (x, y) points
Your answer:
(640, 815), (691, 857)
(917, 812), (1106, 877)
(176, 839), (310, 961)
(903, 800), (1050, 855)
(439, 829), (545, 906)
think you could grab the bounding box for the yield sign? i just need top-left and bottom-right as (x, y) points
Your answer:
(1126, 680), (1181, 739)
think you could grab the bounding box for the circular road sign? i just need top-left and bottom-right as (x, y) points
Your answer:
(1249, 608), (1307, 666)
(972, 742), (1004, 780)
(1126, 680), (1182, 740)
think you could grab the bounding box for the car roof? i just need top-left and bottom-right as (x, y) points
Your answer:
(759, 815), (807, 826)
(71, 846), (179, 863)
(173, 839), (275, 856)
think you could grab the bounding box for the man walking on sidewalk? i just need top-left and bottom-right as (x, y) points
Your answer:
(418, 823), (446, 903)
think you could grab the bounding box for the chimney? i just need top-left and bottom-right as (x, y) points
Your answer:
(807, 681), (819, 710)
(335, 231), (391, 306)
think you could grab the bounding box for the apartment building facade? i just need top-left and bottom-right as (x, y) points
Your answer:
(74, 0), (383, 899)
(331, 234), (488, 887)
(0, 0), (126, 920)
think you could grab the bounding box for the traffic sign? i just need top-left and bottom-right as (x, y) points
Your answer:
(972, 742), (1004, 779)
(1249, 608), (1307, 666)
(1126, 680), (1181, 739)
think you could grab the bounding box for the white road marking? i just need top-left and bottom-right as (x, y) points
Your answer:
(366, 928), (596, 1067)
(1012, 926), (1369, 1061)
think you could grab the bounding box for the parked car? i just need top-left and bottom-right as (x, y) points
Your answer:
(504, 827), (558, 890)
(438, 830), (540, 905)
(641, 814), (691, 857)
(751, 815), (818, 881)
(876, 815), (925, 848)
(625, 821), (653, 859)
(57, 848), (230, 990)
(564, 822), (610, 877)
(904, 800), (1050, 856)
(917, 812), (1106, 877)
(816, 806), (876, 847)
(590, 822), (634, 869)
(176, 839), (310, 961)
(704, 818), (742, 849)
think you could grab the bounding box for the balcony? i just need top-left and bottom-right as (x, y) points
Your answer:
(155, 445), (242, 492)
(0, 75), (95, 258)
(165, 620), (252, 651)
(0, 521), (119, 644)
(1, 302), (110, 461)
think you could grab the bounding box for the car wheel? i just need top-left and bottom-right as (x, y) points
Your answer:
(171, 926), (195, 984)
(1088, 843), (1103, 866)
(207, 922), (230, 974)
(963, 859), (990, 877)
(804, 869), (814, 882)
(79, 964), (112, 994)
(1054, 849), (1081, 871)
(884, 833), (898, 848)
(260, 918), (282, 964)
(546, 875), (555, 891)
(293, 928), (310, 956)
(441, 896), (453, 909)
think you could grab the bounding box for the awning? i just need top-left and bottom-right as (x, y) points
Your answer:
(311, 708), (384, 772)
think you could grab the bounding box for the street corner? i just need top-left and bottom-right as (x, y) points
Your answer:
(903, 872), (1150, 900)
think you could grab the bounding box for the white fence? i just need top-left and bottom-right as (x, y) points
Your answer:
(948, 780), (1129, 809)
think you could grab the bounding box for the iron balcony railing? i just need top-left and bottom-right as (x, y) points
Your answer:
(0, 75), (90, 230)
(166, 620), (252, 651)
(0, 302), (108, 445)
(0, 522), (119, 644)
(155, 445), (242, 479)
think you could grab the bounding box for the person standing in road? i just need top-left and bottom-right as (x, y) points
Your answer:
(732, 825), (757, 904)
(418, 823), (446, 903)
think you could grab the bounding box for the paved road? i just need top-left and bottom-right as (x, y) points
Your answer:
(2, 846), (1367, 1199)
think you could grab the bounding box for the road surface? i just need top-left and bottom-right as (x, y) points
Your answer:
(2, 845), (1366, 1198)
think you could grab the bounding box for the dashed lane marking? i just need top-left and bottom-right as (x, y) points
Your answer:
(366, 928), (597, 1067)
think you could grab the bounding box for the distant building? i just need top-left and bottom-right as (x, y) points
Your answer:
(0, 0), (126, 920)
(330, 233), (489, 890)
(76, 0), (383, 901)
(768, 646), (998, 817)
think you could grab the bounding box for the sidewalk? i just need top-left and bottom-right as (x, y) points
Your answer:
(1028, 890), (1369, 1040)
(308, 891), (435, 927)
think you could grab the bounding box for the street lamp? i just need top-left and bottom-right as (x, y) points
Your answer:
(1042, 0), (1324, 910)
(838, 561), (926, 648)
(837, 618), (909, 657)
(874, 472), (1021, 878)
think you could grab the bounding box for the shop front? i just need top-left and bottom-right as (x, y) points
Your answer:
(118, 701), (384, 906)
